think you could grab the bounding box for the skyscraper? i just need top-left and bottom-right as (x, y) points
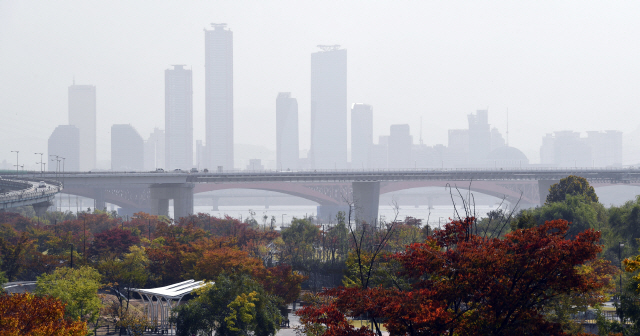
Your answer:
(388, 124), (412, 169)
(165, 65), (193, 170)
(111, 124), (144, 171)
(351, 103), (373, 169)
(68, 84), (96, 171)
(205, 23), (234, 170)
(144, 128), (165, 171)
(310, 45), (347, 169)
(48, 125), (80, 172)
(276, 92), (299, 171)
(467, 110), (491, 165)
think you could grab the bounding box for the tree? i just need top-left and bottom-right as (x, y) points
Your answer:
(89, 226), (140, 259)
(298, 218), (605, 336)
(171, 274), (282, 336)
(0, 292), (87, 336)
(546, 175), (598, 204)
(35, 266), (103, 326)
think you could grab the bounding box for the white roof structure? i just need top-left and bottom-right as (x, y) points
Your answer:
(129, 280), (208, 330)
(130, 279), (207, 299)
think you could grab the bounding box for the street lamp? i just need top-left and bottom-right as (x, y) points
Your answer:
(11, 151), (19, 175)
(620, 242), (625, 298)
(35, 153), (44, 175)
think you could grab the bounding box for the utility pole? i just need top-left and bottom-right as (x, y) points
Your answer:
(69, 244), (74, 268)
(11, 151), (19, 175)
(35, 153), (44, 176)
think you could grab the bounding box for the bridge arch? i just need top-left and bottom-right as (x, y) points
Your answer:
(193, 183), (342, 206)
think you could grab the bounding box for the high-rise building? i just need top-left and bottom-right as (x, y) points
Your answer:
(388, 124), (412, 169)
(111, 124), (144, 171)
(48, 125), (80, 172)
(310, 45), (347, 169)
(205, 23), (234, 170)
(144, 128), (165, 171)
(467, 110), (491, 165)
(165, 65), (193, 170)
(351, 103), (373, 169)
(68, 84), (96, 171)
(195, 140), (204, 170)
(276, 92), (299, 171)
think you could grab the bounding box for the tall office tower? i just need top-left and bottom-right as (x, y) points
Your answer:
(540, 133), (555, 165)
(447, 129), (469, 167)
(388, 124), (412, 169)
(310, 45), (347, 169)
(370, 136), (389, 169)
(48, 125), (80, 172)
(351, 103), (373, 169)
(111, 124), (144, 171)
(195, 140), (204, 169)
(144, 128), (165, 171)
(165, 65), (193, 170)
(205, 23), (234, 170)
(68, 84), (96, 171)
(586, 130), (623, 167)
(467, 110), (491, 165)
(276, 92), (299, 171)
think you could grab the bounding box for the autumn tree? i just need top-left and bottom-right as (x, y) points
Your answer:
(0, 292), (87, 336)
(298, 218), (606, 336)
(171, 274), (281, 336)
(546, 175), (598, 204)
(36, 266), (103, 327)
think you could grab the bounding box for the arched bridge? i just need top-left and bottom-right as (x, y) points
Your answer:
(7, 168), (640, 222)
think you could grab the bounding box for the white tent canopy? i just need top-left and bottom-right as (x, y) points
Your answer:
(129, 279), (208, 330)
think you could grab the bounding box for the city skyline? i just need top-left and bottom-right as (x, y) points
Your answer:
(3, 2), (640, 168)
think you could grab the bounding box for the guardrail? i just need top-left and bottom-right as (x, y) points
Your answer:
(0, 178), (62, 204)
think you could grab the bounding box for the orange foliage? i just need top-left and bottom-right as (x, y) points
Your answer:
(0, 292), (87, 336)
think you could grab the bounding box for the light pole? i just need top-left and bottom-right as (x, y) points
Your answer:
(11, 151), (19, 175)
(620, 242), (625, 298)
(35, 153), (44, 175)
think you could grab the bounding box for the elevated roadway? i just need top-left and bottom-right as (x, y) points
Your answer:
(0, 177), (62, 216)
(5, 168), (639, 222)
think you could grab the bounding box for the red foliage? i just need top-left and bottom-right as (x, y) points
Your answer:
(89, 227), (140, 258)
(298, 218), (604, 336)
(0, 292), (87, 336)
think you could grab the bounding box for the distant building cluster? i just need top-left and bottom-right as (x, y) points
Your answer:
(540, 131), (622, 168)
(44, 25), (623, 172)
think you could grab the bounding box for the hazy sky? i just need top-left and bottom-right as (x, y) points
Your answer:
(2, 1), (640, 168)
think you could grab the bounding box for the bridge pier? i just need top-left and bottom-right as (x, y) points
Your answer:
(94, 189), (106, 212)
(317, 205), (351, 223)
(352, 181), (380, 227)
(32, 201), (51, 217)
(538, 180), (559, 205)
(150, 183), (194, 220)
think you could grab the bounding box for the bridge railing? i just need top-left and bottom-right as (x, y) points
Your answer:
(0, 178), (62, 204)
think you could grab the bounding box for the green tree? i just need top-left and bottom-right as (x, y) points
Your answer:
(546, 175), (598, 204)
(36, 266), (103, 326)
(171, 274), (281, 336)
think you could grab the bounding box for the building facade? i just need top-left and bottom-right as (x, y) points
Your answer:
(276, 92), (299, 171)
(351, 103), (373, 169)
(48, 125), (80, 172)
(68, 84), (96, 171)
(310, 45), (347, 169)
(111, 124), (144, 171)
(205, 23), (234, 170)
(144, 128), (165, 171)
(388, 124), (412, 169)
(165, 65), (193, 170)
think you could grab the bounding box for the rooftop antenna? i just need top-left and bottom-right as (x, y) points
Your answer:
(506, 107), (509, 147)
(419, 116), (423, 145)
